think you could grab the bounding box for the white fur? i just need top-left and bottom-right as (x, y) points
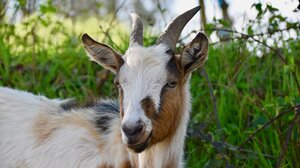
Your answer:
(0, 87), (128, 168)
(120, 44), (170, 142)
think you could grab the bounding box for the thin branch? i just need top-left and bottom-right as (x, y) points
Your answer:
(260, 107), (286, 156)
(156, 0), (167, 27)
(210, 37), (236, 45)
(225, 141), (276, 159)
(200, 69), (221, 131)
(9, 4), (20, 23)
(276, 106), (300, 168)
(100, 0), (127, 43)
(177, 30), (198, 45)
(201, 27), (300, 95)
(201, 26), (300, 63)
(238, 104), (300, 149)
(0, 0), (9, 20)
(252, 26), (300, 37)
(98, 25), (123, 51)
(188, 129), (275, 159)
(96, 69), (111, 96)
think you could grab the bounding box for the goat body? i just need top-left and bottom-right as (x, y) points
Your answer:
(0, 87), (128, 167)
(0, 6), (208, 168)
(0, 86), (188, 167)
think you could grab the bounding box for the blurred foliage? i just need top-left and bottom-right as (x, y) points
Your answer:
(0, 1), (300, 167)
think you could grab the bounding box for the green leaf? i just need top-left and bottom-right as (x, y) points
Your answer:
(286, 22), (298, 29)
(204, 23), (215, 36)
(266, 4), (279, 13)
(218, 19), (230, 28)
(40, 4), (56, 14)
(275, 15), (286, 22)
(252, 3), (263, 17)
(17, 0), (26, 7)
(247, 26), (254, 36)
(40, 18), (50, 27)
(252, 3), (262, 12)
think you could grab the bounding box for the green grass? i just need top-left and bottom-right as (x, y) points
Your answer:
(186, 39), (300, 167)
(0, 13), (299, 167)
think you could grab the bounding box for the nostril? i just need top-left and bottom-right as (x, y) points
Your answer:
(134, 124), (143, 134)
(122, 123), (144, 136)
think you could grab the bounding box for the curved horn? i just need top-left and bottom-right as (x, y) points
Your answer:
(156, 6), (201, 51)
(129, 12), (143, 47)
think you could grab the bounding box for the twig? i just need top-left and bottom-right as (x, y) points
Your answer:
(188, 129), (275, 159)
(276, 106), (300, 168)
(156, 0), (167, 27)
(238, 104), (300, 149)
(100, 0), (127, 43)
(200, 68), (221, 131)
(98, 25), (123, 51)
(203, 28), (288, 62)
(224, 141), (276, 159)
(252, 26), (300, 37)
(178, 30), (198, 45)
(96, 69), (111, 96)
(0, 0), (9, 21)
(210, 37), (236, 45)
(9, 4), (20, 23)
(260, 106), (286, 156)
(201, 27), (300, 95)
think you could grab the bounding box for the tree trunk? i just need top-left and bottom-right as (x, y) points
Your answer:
(219, 0), (233, 27)
(0, 0), (8, 21)
(198, 0), (207, 30)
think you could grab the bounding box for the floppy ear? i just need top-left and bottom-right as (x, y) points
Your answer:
(179, 32), (208, 75)
(82, 33), (123, 73)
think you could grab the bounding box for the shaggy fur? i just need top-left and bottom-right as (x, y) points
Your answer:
(0, 87), (129, 168)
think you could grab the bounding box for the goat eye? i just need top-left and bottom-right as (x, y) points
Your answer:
(167, 81), (177, 88)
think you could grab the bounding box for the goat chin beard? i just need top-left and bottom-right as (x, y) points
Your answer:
(126, 132), (152, 153)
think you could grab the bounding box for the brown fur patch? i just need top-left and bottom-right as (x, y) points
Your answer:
(120, 160), (132, 168)
(143, 86), (185, 145)
(141, 56), (186, 146)
(118, 87), (124, 118)
(140, 97), (157, 119)
(32, 113), (59, 144)
(32, 111), (101, 144)
(97, 164), (113, 168)
(62, 112), (101, 141)
(153, 84), (185, 142)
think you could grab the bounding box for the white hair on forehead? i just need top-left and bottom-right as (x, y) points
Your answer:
(123, 44), (170, 69)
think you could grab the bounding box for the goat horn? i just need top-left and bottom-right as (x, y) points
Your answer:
(129, 12), (143, 47)
(156, 6), (201, 51)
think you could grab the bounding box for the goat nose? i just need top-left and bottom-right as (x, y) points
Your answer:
(122, 122), (145, 137)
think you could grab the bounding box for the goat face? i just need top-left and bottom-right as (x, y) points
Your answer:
(82, 6), (208, 153)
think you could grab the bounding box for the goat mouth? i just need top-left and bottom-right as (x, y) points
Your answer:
(127, 133), (152, 153)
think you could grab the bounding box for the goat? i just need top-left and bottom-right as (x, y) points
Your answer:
(0, 6), (208, 168)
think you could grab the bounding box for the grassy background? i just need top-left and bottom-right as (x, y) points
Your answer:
(1, 3), (300, 168)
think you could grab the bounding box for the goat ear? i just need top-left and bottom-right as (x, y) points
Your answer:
(179, 32), (208, 75)
(82, 33), (123, 73)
